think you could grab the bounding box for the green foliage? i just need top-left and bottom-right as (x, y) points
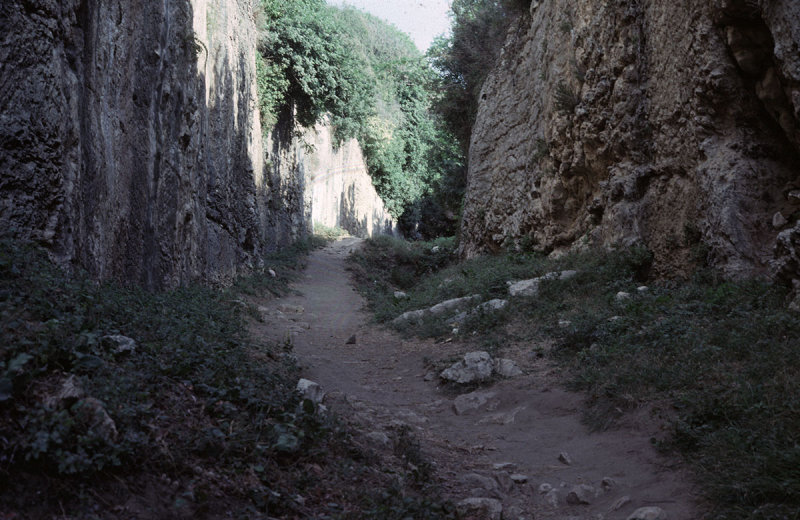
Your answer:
(255, 1), (463, 229)
(554, 81), (580, 113)
(351, 237), (800, 519)
(427, 0), (529, 151)
(0, 237), (455, 517)
(257, 0), (374, 132)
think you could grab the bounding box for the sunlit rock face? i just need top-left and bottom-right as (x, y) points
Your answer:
(461, 0), (800, 281)
(304, 121), (394, 239)
(0, 0), (392, 288)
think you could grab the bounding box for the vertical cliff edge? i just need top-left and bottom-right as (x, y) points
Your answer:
(461, 0), (799, 284)
(0, 0), (392, 288)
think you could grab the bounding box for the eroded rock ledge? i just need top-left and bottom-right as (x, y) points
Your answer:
(461, 0), (800, 284)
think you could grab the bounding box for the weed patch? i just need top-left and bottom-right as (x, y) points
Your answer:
(351, 237), (800, 519)
(0, 236), (450, 518)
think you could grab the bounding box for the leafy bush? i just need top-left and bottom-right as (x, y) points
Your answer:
(255, 1), (463, 228)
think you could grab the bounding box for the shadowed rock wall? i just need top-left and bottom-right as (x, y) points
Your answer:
(461, 0), (800, 282)
(0, 0), (392, 288)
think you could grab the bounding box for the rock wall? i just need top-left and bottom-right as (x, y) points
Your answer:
(304, 122), (394, 238)
(461, 0), (800, 281)
(0, 0), (391, 288)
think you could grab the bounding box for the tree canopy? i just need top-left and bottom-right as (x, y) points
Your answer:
(256, 0), (460, 228)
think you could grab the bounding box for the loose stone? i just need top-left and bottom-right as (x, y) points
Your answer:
(627, 506), (667, 520)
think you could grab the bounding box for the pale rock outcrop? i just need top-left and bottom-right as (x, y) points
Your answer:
(392, 295), (481, 325)
(441, 351), (495, 384)
(306, 120), (394, 237)
(461, 0), (800, 286)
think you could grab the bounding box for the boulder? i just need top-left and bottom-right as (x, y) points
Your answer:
(453, 390), (497, 415)
(494, 358), (523, 377)
(441, 351), (494, 384)
(393, 295), (480, 325)
(477, 299), (508, 312)
(566, 484), (596, 505)
(508, 271), (577, 297)
(296, 379), (325, 404)
(508, 278), (542, 297)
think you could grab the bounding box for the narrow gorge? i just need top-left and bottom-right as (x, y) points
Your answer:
(2, 1), (800, 519)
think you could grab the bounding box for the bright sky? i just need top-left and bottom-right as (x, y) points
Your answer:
(326, 0), (452, 52)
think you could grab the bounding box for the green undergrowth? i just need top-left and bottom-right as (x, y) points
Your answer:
(0, 236), (453, 519)
(349, 236), (800, 519)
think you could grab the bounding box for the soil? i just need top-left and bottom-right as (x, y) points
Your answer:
(253, 238), (701, 520)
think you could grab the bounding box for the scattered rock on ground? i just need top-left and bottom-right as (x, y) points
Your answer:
(456, 497), (503, 520)
(493, 462), (517, 471)
(268, 269), (276, 277)
(74, 397), (118, 442)
(610, 495), (632, 511)
(44, 374), (86, 408)
(615, 291), (631, 301)
(558, 452), (572, 465)
(296, 379), (325, 404)
(566, 484), (596, 505)
(508, 271), (578, 297)
(460, 473), (499, 491)
(494, 358), (523, 377)
(637, 286), (649, 293)
(346, 334), (356, 344)
(441, 351), (494, 384)
(393, 295), (480, 325)
(477, 299), (508, 312)
(510, 473), (528, 484)
(538, 483), (553, 494)
(627, 506), (668, 520)
(453, 390), (497, 415)
(365, 431), (390, 447)
(393, 290), (408, 299)
(478, 406), (525, 425)
(279, 304), (305, 314)
(102, 334), (136, 354)
(508, 278), (542, 297)
(773, 211), (788, 228)
(601, 477), (616, 491)
(494, 471), (514, 493)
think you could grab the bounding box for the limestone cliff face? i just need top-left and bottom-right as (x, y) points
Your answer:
(461, 0), (800, 281)
(304, 121), (394, 238)
(0, 0), (391, 288)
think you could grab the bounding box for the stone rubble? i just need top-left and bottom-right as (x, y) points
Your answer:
(508, 270), (578, 298)
(441, 351), (523, 384)
(456, 497), (503, 520)
(296, 379), (325, 404)
(627, 506), (668, 520)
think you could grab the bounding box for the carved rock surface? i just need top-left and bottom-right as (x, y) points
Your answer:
(0, 0), (392, 288)
(461, 0), (800, 283)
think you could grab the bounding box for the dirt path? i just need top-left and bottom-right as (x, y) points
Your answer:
(255, 238), (700, 519)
